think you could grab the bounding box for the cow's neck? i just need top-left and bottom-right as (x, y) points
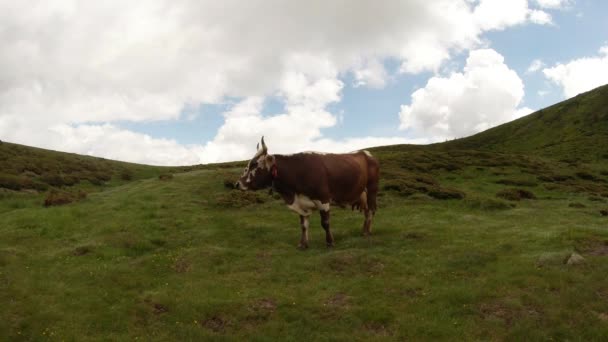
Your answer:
(271, 154), (303, 204)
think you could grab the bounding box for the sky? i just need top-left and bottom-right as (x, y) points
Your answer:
(1, 0), (607, 166)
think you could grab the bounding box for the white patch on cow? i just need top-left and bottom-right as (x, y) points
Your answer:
(287, 194), (330, 216)
(306, 151), (327, 155)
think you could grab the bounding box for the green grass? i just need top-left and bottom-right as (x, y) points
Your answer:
(2, 153), (608, 341)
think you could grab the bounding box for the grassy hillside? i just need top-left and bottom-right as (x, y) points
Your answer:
(377, 84), (608, 162)
(0, 141), (211, 194)
(2, 147), (608, 340)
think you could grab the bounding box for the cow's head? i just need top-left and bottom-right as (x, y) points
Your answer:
(235, 137), (276, 191)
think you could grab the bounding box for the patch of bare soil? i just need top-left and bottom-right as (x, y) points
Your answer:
(404, 232), (426, 240)
(325, 293), (350, 309)
(250, 298), (277, 314)
(588, 242), (608, 256)
(363, 322), (392, 337)
(152, 303), (168, 315)
(201, 316), (229, 332)
(172, 257), (191, 273)
(72, 246), (91, 256)
(478, 302), (540, 326)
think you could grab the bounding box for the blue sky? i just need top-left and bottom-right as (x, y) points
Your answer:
(1, 1), (607, 165)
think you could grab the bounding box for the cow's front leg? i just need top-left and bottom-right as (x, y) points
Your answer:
(320, 210), (334, 247)
(298, 215), (309, 249)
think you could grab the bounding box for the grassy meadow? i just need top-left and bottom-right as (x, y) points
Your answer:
(2, 85), (608, 340)
(2, 146), (608, 341)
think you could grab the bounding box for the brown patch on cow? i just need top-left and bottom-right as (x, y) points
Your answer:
(172, 257), (191, 273)
(72, 246), (91, 256)
(201, 316), (229, 332)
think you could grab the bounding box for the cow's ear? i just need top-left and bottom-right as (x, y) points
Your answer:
(264, 154), (276, 170)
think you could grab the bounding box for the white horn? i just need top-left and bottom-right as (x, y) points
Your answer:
(261, 136), (267, 153)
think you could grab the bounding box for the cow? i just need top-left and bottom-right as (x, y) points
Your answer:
(235, 137), (379, 249)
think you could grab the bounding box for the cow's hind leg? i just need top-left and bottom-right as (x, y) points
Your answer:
(320, 210), (334, 247)
(363, 209), (374, 236)
(298, 215), (310, 249)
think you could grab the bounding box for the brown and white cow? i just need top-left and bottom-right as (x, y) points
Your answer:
(235, 137), (379, 249)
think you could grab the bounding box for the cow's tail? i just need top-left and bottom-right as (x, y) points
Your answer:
(363, 151), (379, 213)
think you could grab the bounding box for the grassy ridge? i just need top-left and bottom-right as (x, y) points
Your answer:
(376, 84), (608, 162)
(0, 141), (206, 191)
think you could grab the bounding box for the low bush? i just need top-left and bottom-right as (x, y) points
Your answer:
(428, 187), (465, 200)
(496, 178), (538, 187)
(537, 174), (573, 182)
(44, 190), (87, 207)
(159, 174), (174, 181)
(496, 188), (536, 201)
(568, 202), (586, 208)
(575, 171), (597, 181)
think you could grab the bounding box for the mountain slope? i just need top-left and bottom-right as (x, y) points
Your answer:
(0, 141), (206, 191)
(440, 84), (608, 161)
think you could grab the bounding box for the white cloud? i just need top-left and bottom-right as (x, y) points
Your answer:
(0, 1), (551, 164)
(543, 45), (608, 98)
(527, 59), (546, 73)
(399, 49), (529, 140)
(534, 0), (572, 9)
(353, 59), (389, 89)
(528, 9), (553, 25)
(473, 0), (530, 31)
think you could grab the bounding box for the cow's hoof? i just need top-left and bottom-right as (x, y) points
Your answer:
(326, 242), (334, 248)
(298, 243), (309, 250)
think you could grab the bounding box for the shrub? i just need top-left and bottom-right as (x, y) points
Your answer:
(600, 210), (608, 216)
(569, 202), (586, 208)
(159, 174), (174, 181)
(120, 170), (134, 181)
(495, 178), (538, 187)
(44, 190), (87, 207)
(537, 174), (573, 182)
(428, 187), (465, 200)
(496, 188), (536, 201)
(0, 173), (29, 190)
(575, 171), (597, 181)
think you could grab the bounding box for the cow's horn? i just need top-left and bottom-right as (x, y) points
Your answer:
(261, 136), (267, 153)
(256, 142), (259, 151)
